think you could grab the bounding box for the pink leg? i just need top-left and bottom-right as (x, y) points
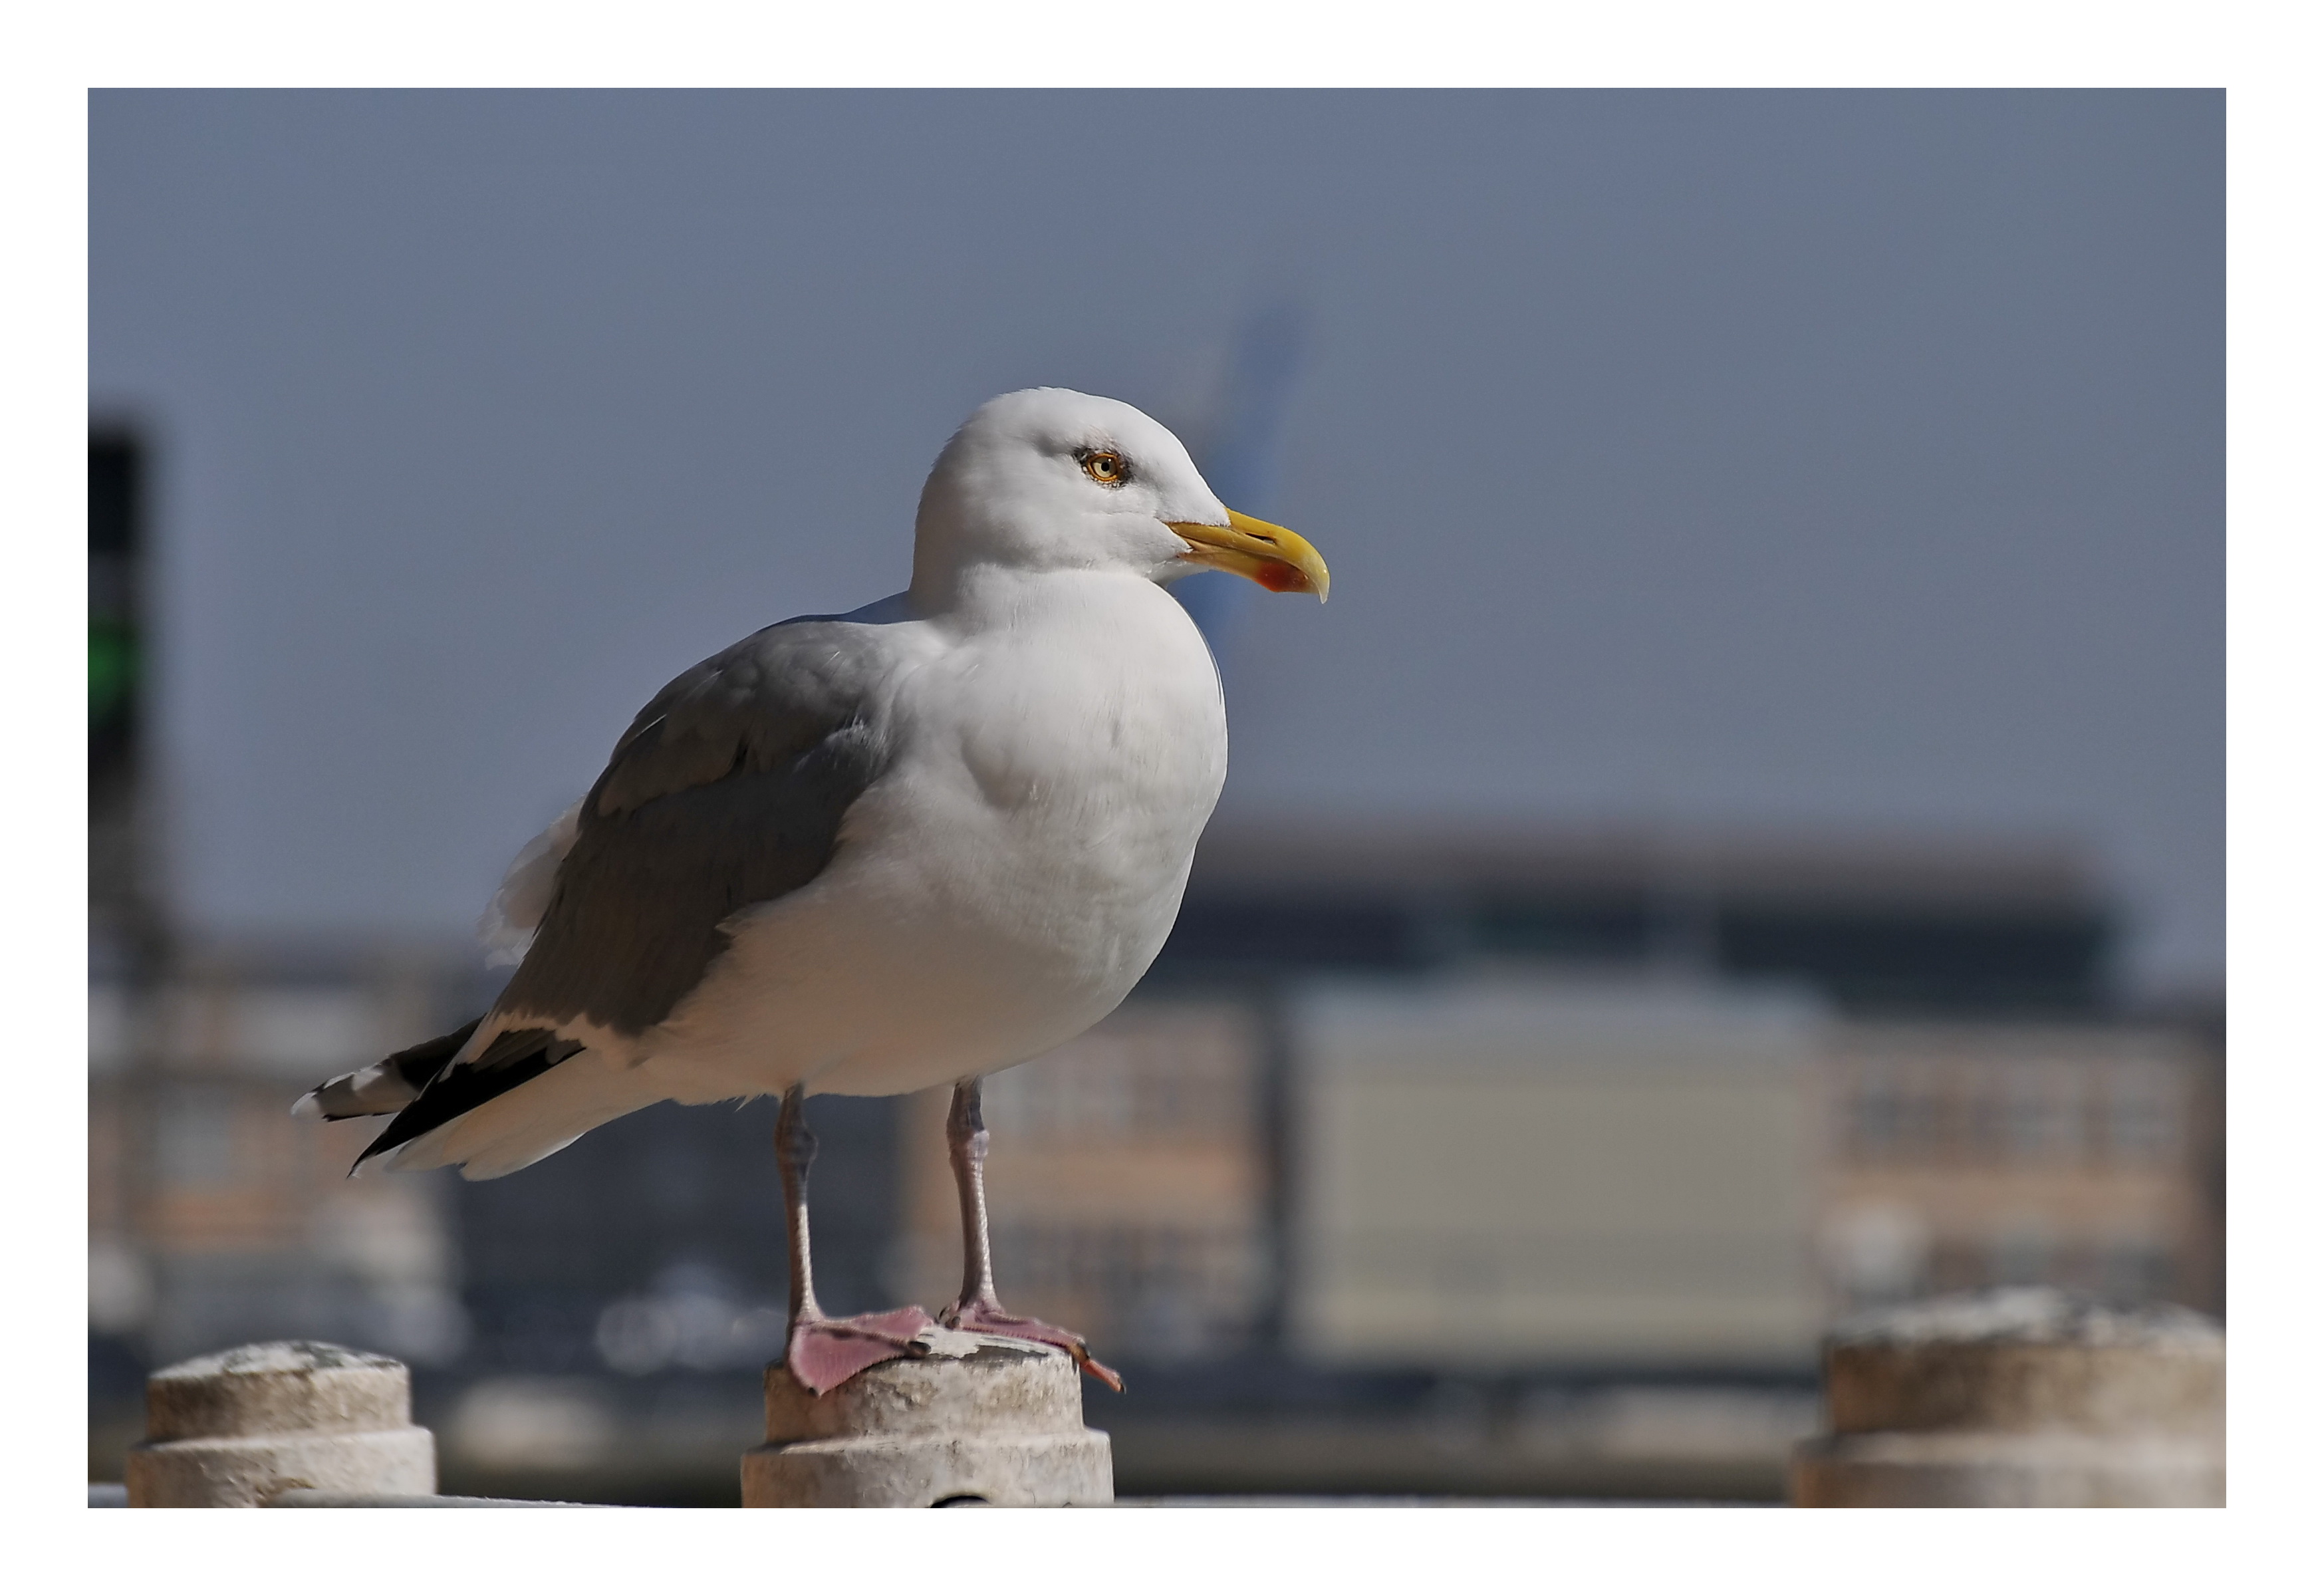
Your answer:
(937, 1077), (1125, 1393)
(776, 1084), (934, 1395)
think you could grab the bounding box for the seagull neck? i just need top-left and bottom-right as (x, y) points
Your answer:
(910, 561), (1144, 634)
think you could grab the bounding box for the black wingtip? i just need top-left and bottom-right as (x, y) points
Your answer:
(357, 1029), (583, 1168)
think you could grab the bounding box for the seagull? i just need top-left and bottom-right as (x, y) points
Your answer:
(295, 388), (1329, 1395)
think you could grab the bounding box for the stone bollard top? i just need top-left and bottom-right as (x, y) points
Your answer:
(1819, 1289), (2224, 1440)
(145, 1341), (413, 1443)
(745, 1327), (1114, 1507)
(763, 1327), (1085, 1446)
(1825, 1287), (2223, 1352)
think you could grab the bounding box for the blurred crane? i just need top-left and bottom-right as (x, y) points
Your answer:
(1168, 303), (1309, 675)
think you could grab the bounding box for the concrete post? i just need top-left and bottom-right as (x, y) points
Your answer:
(124, 1341), (437, 1508)
(741, 1327), (1114, 1507)
(1790, 1287), (2224, 1507)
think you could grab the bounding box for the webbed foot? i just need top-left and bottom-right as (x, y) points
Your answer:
(783, 1305), (939, 1395)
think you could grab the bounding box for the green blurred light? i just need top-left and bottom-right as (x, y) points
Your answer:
(90, 622), (137, 727)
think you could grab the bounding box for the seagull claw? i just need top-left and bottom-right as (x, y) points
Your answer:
(940, 1300), (1125, 1393)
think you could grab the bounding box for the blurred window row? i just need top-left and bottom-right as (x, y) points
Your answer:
(1934, 1232), (2176, 1301)
(983, 1010), (1259, 1142)
(1827, 1202), (2177, 1309)
(989, 1220), (1269, 1359)
(1841, 1059), (2187, 1166)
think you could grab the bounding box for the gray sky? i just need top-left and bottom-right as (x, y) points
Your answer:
(88, 90), (2222, 995)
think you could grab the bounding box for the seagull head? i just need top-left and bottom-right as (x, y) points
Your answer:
(910, 388), (1329, 608)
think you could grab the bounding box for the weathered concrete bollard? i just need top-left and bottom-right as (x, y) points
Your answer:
(742, 1327), (1114, 1507)
(125, 1342), (438, 1508)
(1790, 1288), (2224, 1507)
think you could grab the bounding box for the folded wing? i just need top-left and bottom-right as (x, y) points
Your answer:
(295, 617), (904, 1176)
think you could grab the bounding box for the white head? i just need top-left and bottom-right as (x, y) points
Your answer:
(910, 388), (1327, 610)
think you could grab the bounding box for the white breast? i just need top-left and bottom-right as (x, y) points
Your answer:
(638, 572), (1228, 1103)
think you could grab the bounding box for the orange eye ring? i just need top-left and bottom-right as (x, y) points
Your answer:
(1081, 450), (1126, 485)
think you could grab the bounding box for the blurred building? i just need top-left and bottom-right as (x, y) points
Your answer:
(1160, 822), (2114, 1011)
(87, 952), (473, 1369)
(87, 826), (2222, 1498)
(1283, 976), (1825, 1373)
(911, 821), (2218, 1365)
(1819, 1019), (2222, 1315)
(862, 827), (2218, 1501)
(88, 828), (2222, 1500)
(897, 965), (2223, 1368)
(888, 999), (1276, 1362)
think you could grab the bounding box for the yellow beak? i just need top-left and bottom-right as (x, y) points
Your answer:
(1165, 509), (1331, 602)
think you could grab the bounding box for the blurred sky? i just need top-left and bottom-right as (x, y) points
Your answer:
(88, 90), (2222, 996)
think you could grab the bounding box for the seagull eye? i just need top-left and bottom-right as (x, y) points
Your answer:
(1081, 450), (1126, 485)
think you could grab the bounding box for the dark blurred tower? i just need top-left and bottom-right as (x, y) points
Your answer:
(89, 428), (169, 1410)
(90, 427), (163, 967)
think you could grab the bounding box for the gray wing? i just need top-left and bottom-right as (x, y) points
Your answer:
(495, 616), (900, 1036)
(327, 616), (901, 1170)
